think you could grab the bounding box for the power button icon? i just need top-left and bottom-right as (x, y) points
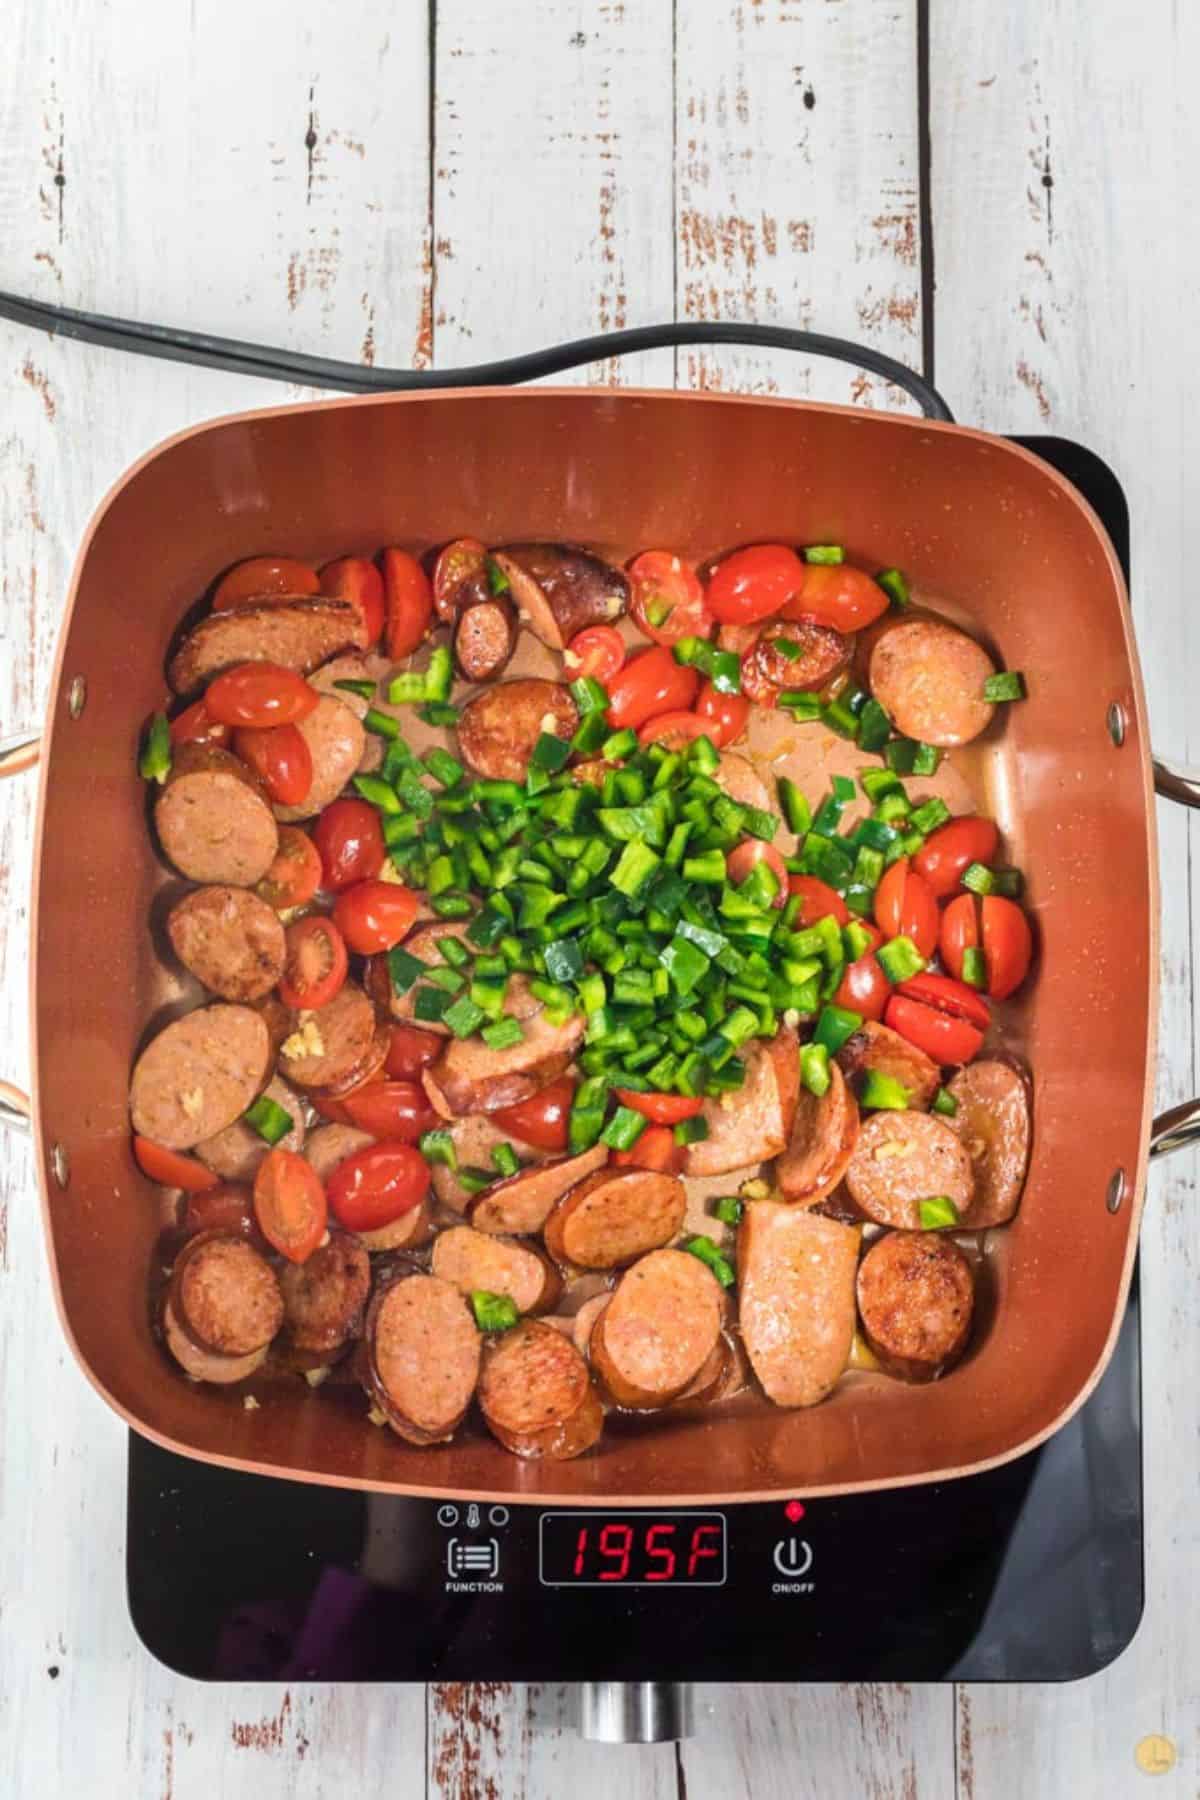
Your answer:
(772, 1537), (813, 1577)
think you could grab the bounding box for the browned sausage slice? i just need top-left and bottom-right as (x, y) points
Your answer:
(195, 1074), (304, 1179)
(869, 618), (997, 749)
(429, 1113), (551, 1214)
(309, 1022), (390, 1102)
(490, 544), (629, 650)
(431, 1226), (562, 1315)
(686, 1028), (800, 1177)
(155, 743), (279, 886)
(837, 1020), (940, 1111)
(167, 884), (286, 1001)
(589, 1248), (724, 1410)
(571, 1291), (612, 1356)
(278, 1229), (371, 1357)
(364, 1273), (481, 1445)
(456, 678), (579, 781)
(453, 596), (518, 682)
(856, 1229), (975, 1381)
(303, 1122), (375, 1182)
(776, 1060), (860, 1206)
(543, 1168), (686, 1269)
(670, 1333), (735, 1409)
(946, 1059), (1032, 1227)
(466, 1143), (610, 1235)
(745, 620), (855, 699)
(478, 1319), (604, 1460)
(130, 1004), (271, 1149)
(307, 653), (375, 716)
(357, 1199), (435, 1254)
(275, 693), (367, 821)
(845, 1110), (975, 1229)
(162, 1293), (270, 1385)
(169, 1231), (284, 1356)
(714, 751), (772, 814)
(365, 921), (472, 1034)
(278, 983), (376, 1090)
(737, 1201), (860, 1406)
(423, 982), (584, 1117)
(168, 598), (368, 694)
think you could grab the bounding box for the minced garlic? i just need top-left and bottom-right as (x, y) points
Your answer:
(281, 1015), (324, 1061)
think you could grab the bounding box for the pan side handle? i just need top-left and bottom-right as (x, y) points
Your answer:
(1153, 757), (1200, 810)
(1150, 762), (1200, 1155)
(0, 732), (39, 1135)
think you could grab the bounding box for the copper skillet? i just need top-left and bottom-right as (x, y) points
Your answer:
(1, 310), (1199, 1522)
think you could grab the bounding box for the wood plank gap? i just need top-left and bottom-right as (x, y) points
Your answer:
(915, 0), (936, 388)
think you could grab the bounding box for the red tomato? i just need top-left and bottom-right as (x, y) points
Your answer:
(605, 646), (700, 731)
(566, 625), (626, 684)
(382, 547), (434, 660)
(256, 826), (323, 910)
(169, 699), (230, 748)
(705, 544), (807, 626)
(778, 564), (889, 632)
(319, 555), (385, 645)
(332, 879), (419, 954)
(313, 798), (386, 890)
(786, 875), (850, 927)
(982, 896), (1033, 1000)
(695, 682), (751, 748)
(884, 995), (984, 1066)
(341, 1079), (438, 1142)
(628, 551), (713, 646)
(913, 815), (1001, 900)
(212, 556), (319, 610)
(637, 710), (710, 749)
(492, 1075), (576, 1152)
(205, 662), (319, 729)
(432, 537), (488, 621)
(939, 892), (978, 983)
(726, 840), (788, 907)
(611, 1124), (683, 1173)
(612, 1089), (704, 1124)
(132, 1135), (219, 1192)
(832, 954), (890, 1022)
(385, 1023), (444, 1080)
(327, 1141), (430, 1233)
(278, 916), (349, 1010)
(232, 722), (313, 806)
(253, 1148), (328, 1263)
(873, 857), (939, 959)
(896, 972), (991, 1030)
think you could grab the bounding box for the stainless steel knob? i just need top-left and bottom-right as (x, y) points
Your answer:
(578, 1682), (692, 1743)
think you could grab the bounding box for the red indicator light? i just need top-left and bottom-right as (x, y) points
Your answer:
(784, 1499), (806, 1523)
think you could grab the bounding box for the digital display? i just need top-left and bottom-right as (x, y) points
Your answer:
(539, 1511), (726, 1586)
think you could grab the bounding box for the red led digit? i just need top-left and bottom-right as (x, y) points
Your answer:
(687, 1523), (722, 1578)
(573, 1527), (588, 1577)
(645, 1523), (677, 1581)
(598, 1522), (634, 1580)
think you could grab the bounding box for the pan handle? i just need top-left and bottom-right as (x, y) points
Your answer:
(1153, 757), (1200, 809)
(0, 730), (41, 778)
(1148, 763), (1200, 1153)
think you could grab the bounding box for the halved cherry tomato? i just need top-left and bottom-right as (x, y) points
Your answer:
(181, 1185), (267, 1247)
(566, 625), (626, 684)
(385, 1023), (444, 1080)
(874, 857), (939, 959)
(312, 797), (386, 890)
(253, 1148), (328, 1263)
(896, 972), (991, 1030)
(726, 840), (788, 907)
(493, 1075), (576, 1152)
(637, 709), (709, 749)
(913, 815), (1000, 900)
(939, 892), (978, 983)
(341, 1079), (438, 1142)
(786, 874), (850, 927)
(432, 537), (488, 622)
(212, 556), (319, 610)
(628, 551), (713, 646)
(884, 995), (984, 1066)
(279, 915), (349, 1010)
(132, 1135), (219, 1192)
(205, 662), (319, 729)
(612, 1089), (704, 1125)
(705, 544), (807, 626)
(606, 646), (700, 732)
(778, 564), (889, 632)
(982, 895), (1033, 1000)
(332, 879), (419, 955)
(256, 826), (324, 910)
(232, 722), (313, 806)
(169, 699), (230, 748)
(319, 555), (385, 645)
(695, 682), (751, 748)
(382, 547), (434, 660)
(326, 1141), (430, 1233)
(832, 953), (890, 1022)
(611, 1123), (684, 1173)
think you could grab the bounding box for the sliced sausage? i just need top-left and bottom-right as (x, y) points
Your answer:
(431, 1226), (562, 1315)
(252, 993), (294, 1057)
(946, 1059), (1032, 1227)
(167, 884), (286, 1001)
(278, 1229), (371, 1357)
(453, 595), (518, 682)
(130, 1004), (271, 1149)
(571, 1291), (612, 1356)
(304, 1122), (374, 1183)
(274, 693), (367, 822)
(423, 983), (584, 1117)
(195, 1075), (305, 1180)
(478, 1319), (604, 1461)
(868, 618), (997, 749)
(776, 1060), (860, 1206)
(589, 1248), (724, 1410)
(671, 1332), (735, 1409)
(155, 743), (279, 886)
(309, 1021), (391, 1101)
(856, 1229), (975, 1381)
(490, 544), (629, 650)
(714, 751), (772, 814)
(429, 1113), (550, 1214)
(837, 1020), (940, 1111)
(364, 1273), (481, 1445)
(456, 678), (578, 782)
(686, 1028), (800, 1177)
(744, 619), (854, 700)
(738, 1202), (860, 1407)
(306, 653), (375, 717)
(162, 1292), (269, 1385)
(278, 983), (376, 1090)
(845, 1109), (975, 1229)
(167, 597), (368, 694)
(468, 1143), (610, 1235)
(543, 1168), (686, 1269)
(365, 921), (472, 1034)
(169, 1231), (284, 1356)
(356, 1198), (435, 1254)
